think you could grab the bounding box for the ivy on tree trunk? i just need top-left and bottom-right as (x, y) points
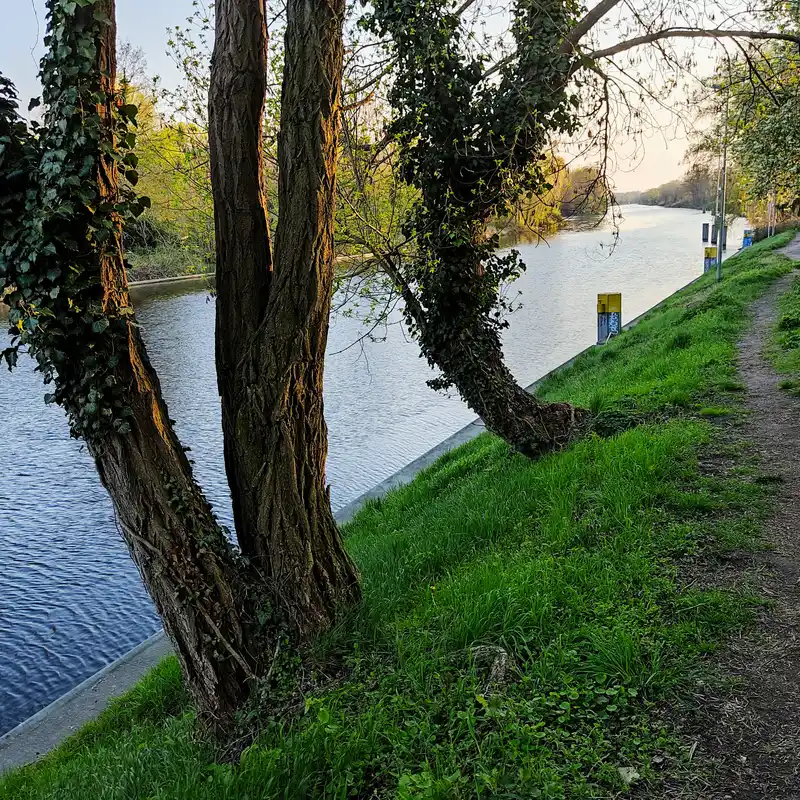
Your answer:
(367, 0), (590, 455)
(0, 0), (271, 728)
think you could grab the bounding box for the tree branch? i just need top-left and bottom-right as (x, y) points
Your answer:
(731, 38), (780, 107)
(453, 0), (480, 17)
(588, 28), (800, 61)
(560, 0), (624, 53)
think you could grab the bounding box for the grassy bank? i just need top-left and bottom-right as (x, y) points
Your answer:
(769, 269), (800, 393)
(126, 244), (212, 283)
(2, 234), (795, 799)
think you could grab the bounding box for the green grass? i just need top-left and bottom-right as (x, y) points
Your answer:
(2, 233), (795, 800)
(769, 266), (800, 392)
(127, 241), (213, 282)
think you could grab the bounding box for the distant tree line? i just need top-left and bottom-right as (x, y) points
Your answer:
(616, 164), (719, 210)
(495, 161), (608, 240)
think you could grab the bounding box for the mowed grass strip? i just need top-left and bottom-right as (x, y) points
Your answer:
(768, 264), (800, 392)
(1, 233), (794, 800)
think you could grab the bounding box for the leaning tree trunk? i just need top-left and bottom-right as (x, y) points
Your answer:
(409, 242), (589, 458)
(423, 327), (588, 458)
(369, 0), (588, 458)
(209, 0), (360, 642)
(80, 0), (263, 728)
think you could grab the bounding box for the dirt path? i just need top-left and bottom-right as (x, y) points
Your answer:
(668, 246), (800, 799)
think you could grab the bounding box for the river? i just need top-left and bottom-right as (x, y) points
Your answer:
(0, 206), (745, 734)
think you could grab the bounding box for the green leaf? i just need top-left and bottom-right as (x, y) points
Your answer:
(92, 318), (110, 334)
(2, 348), (19, 371)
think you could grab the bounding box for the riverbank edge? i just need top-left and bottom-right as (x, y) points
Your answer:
(128, 272), (213, 288)
(0, 266), (712, 773)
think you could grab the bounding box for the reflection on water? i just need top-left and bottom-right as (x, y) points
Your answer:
(0, 206), (746, 733)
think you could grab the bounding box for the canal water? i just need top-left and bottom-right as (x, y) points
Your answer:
(0, 206), (745, 733)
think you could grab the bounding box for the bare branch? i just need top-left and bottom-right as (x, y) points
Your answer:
(588, 28), (800, 61)
(453, 0), (480, 17)
(560, 0), (624, 53)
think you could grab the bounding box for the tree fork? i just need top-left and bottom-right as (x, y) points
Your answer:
(210, 0), (361, 642)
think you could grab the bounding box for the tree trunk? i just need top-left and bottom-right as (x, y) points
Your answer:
(85, 0), (263, 729)
(408, 241), (588, 458)
(209, 0), (360, 642)
(425, 330), (588, 458)
(208, 0), (272, 549)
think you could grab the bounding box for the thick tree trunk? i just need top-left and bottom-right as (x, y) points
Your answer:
(426, 331), (588, 457)
(208, 0), (272, 549)
(408, 242), (588, 457)
(85, 0), (263, 728)
(209, 0), (360, 642)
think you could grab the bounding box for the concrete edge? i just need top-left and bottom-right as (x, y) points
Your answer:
(332, 420), (487, 525)
(0, 262), (726, 773)
(0, 632), (172, 772)
(128, 272), (212, 288)
(126, 254), (375, 290)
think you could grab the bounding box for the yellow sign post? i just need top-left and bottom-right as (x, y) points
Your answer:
(704, 246), (717, 273)
(597, 293), (622, 344)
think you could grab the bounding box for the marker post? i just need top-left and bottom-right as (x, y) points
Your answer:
(597, 294), (622, 345)
(704, 246), (717, 273)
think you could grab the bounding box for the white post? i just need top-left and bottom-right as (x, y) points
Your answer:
(716, 89), (729, 282)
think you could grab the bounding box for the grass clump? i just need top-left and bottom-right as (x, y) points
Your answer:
(699, 406), (734, 417)
(1, 233), (795, 800)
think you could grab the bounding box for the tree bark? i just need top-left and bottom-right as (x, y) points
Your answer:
(403, 240), (589, 458)
(85, 0), (263, 728)
(208, 0), (273, 549)
(209, 0), (360, 642)
(424, 330), (588, 458)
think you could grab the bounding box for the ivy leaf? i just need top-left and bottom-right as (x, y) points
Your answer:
(92, 318), (110, 334)
(2, 347), (19, 371)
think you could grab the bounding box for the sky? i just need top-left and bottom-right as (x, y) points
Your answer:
(2, 0), (702, 193)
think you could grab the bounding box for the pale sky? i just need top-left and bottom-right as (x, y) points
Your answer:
(2, 0), (699, 193)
